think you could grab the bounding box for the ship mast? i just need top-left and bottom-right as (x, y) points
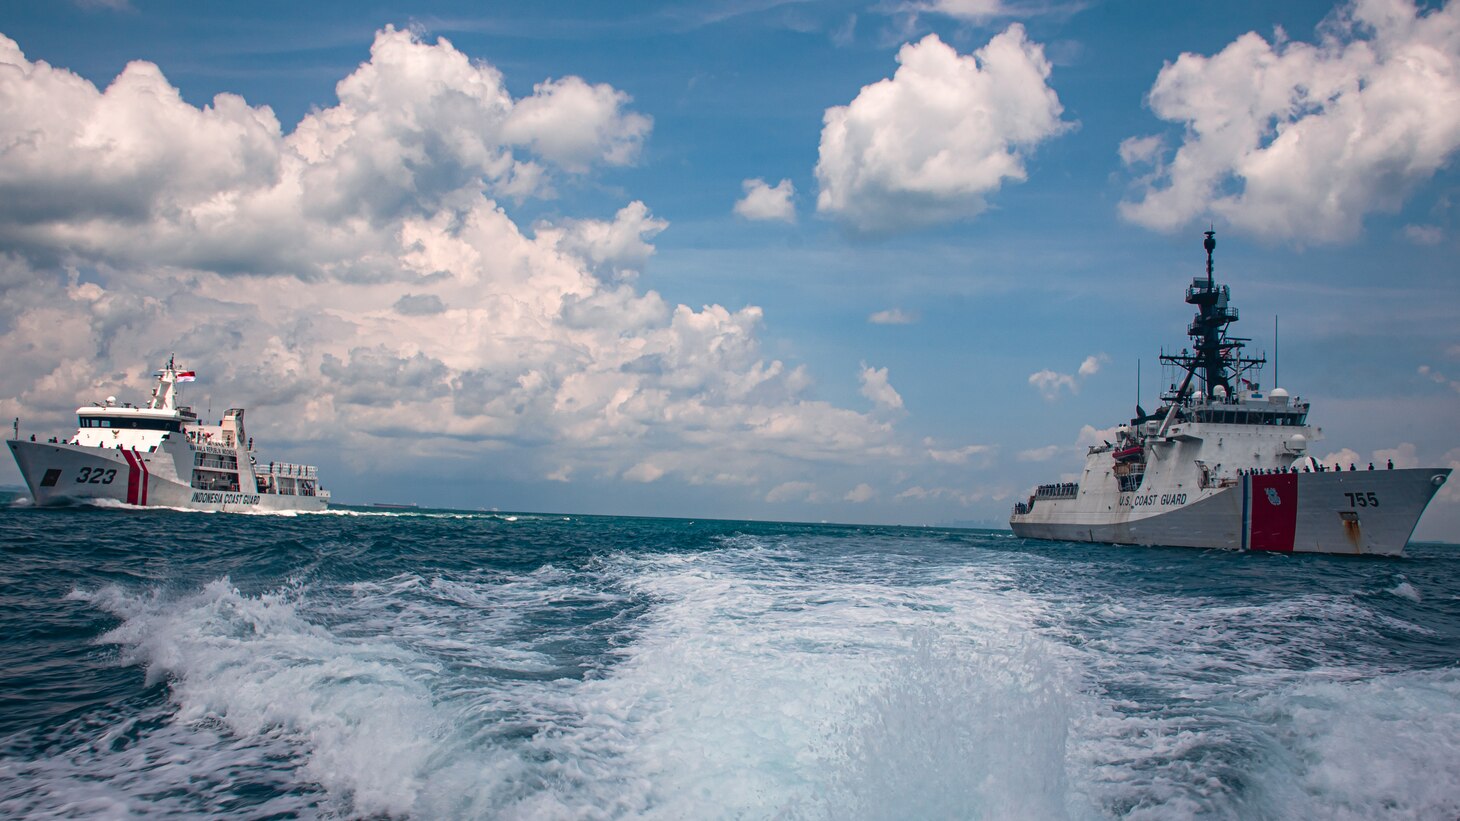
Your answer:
(1157, 231), (1265, 409)
(149, 354), (181, 412)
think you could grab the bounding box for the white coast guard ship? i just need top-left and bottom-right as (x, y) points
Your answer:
(1010, 232), (1449, 556)
(7, 358), (328, 512)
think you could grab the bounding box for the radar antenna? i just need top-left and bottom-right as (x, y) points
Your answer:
(1148, 232), (1266, 431)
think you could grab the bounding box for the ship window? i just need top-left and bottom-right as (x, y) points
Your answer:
(78, 416), (181, 432)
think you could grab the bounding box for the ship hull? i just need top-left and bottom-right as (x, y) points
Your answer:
(1011, 468), (1449, 556)
(8, 440), (327, 513)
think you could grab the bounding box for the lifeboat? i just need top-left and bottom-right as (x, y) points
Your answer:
(1113, 444), (1144, 463)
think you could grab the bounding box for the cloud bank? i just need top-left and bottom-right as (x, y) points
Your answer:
(1119, 0), (1460, 243)
(0, 27), (905, 501)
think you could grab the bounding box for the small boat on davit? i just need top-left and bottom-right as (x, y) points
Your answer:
(7, 357), (328, 512)
(1010, 232), (1448, 556)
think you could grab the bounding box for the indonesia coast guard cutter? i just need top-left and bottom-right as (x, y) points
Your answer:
(1010, 232), (1448, 556)
(7, 358), (328, 512)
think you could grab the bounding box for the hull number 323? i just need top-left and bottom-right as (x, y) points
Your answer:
(75, 467), (117, 484)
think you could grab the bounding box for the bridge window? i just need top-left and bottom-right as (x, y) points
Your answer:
(79, 417), (182, 432)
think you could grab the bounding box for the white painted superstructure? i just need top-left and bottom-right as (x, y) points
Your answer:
(1010, 233), (1448, 556)
(8, 358), (328, 512)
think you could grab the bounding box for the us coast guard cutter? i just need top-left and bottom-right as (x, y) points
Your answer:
(1010, 232), (1448, 556)
(7, 358), (328, 512)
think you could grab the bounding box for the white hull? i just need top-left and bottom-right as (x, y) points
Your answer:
(9, 439), (325, 514)
(1012, 468), (1448, 556)
(1010, 233), (1450, 557)
(8, 358), (328, 514)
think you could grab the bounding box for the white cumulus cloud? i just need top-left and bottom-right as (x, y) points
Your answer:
(534, 200), (667, 280)
(1028, 369), (1076, 400)
(733, 178), (796, 222)
(0, 26), (653, 275)
(1374, 442), (1419, 469)
(1319, 448), (1365, 470)
(0, 27), (905, 503)
(815, 26), (1070, 233)
(1078, 353), (1108, 377)
(1030, 352), (1106, 400)
(1119, 0), (1460, 243)
(500, 75), (652, 173)
(859, 362), (905, 411)
(1076, 424), (1120, 447)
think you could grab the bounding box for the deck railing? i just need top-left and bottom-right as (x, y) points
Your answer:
(257, 462), (318, 478)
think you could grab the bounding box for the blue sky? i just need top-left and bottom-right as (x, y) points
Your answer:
(1, 0), (1457, 538)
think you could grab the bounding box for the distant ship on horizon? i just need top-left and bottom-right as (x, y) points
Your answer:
(8, 357), (328, 513)
(1010, 232), (1449, 556)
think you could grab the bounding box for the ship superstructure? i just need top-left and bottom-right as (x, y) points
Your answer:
(7, 358), (328, 512)
(1010, 233), (1448, 556)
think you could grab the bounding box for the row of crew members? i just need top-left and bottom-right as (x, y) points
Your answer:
(1239, 459), (1394, 476)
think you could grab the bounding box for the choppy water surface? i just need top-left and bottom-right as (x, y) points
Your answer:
(0, 505), (1457, 819)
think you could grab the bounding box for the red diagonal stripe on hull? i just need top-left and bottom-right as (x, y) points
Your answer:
(133, 448), (149, 506)
(121, 449), (140, 505)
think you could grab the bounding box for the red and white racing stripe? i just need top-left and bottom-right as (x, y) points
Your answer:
(120, 448), (150, 506)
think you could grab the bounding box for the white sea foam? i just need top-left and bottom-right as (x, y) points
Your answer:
(488, 540), (1094, 819)
(76, 580), (450, 817)
(1252, 669), (1460, 819)
(1389, 578), (1422, 601)
(0, 708), (325, 818)
(32, 536), (1460, 820)
(60, 538), (1092, 818)
(1051, 574), (1458, 820)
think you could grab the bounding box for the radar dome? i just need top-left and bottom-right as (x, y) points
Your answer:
(1269, 387), (1290, 405)
(1288, 433), (1307, 452)
(105, 396), (116, 405)
(1212, 385), (1227, 399)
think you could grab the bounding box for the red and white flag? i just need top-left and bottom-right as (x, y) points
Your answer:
(176, 371), (196, 382)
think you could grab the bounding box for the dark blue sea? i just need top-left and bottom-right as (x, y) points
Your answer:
(1, 503), (1458, 820)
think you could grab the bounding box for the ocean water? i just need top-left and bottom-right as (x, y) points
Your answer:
(0, 504), (1457, 820)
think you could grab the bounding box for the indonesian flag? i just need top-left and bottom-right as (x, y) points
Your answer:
(176, 371), (196, 382)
